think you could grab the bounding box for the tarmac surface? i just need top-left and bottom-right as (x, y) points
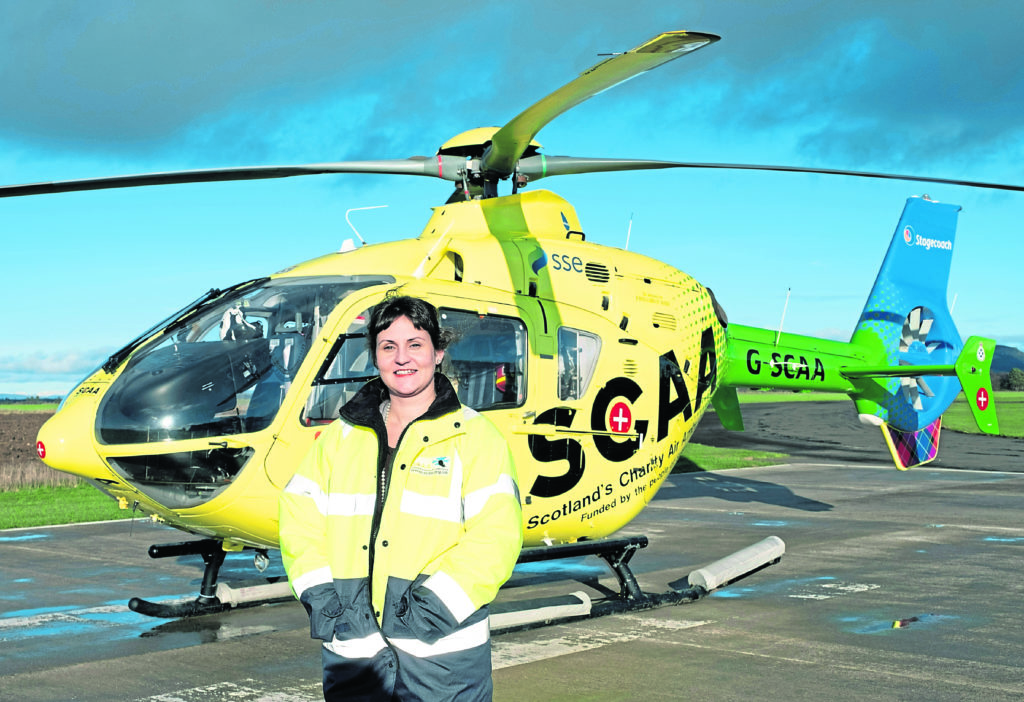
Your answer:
(689, 400), (1024, 471)
(2, 402), (1024, 701)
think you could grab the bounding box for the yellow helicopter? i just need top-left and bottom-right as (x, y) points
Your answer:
(7, 30), (1011, 618)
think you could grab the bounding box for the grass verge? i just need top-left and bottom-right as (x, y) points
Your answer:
(0, 403), (59, 412)
(942, 392), (1024, 438)
(674, 442), (788, 473)
(738, 391), (848, 403)
(0, 483), (132, 529)
(740, 390), (1024, 438)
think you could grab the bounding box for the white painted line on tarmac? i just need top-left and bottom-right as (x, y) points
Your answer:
(493, 630), (641, 669)
(0, 603), (132, 629)
(493, 615), (711, 669)
(129, 615), (714, 699)
(140, 679), (321, 702)
(786, 581), (881, 600)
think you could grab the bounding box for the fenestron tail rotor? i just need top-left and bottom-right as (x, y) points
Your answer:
(898, 306), (938, 411)
(3, 28), (1024, 202)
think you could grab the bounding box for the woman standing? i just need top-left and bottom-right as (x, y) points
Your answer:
(279, 295), (523, 701)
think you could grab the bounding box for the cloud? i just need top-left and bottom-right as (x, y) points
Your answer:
(806, 327), (850, 343)
(0, 1), (469, 156)
(0, 349), (113, 397)
(8, 0), (1019, 182)
(511, 2), (1020, 183)
(0, 349), (108, 377)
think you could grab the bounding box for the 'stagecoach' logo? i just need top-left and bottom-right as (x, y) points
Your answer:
(903, 224), (952, 251)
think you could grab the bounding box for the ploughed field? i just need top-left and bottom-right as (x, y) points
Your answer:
(0, 411), (49, 464)
(0, 411), (75, 489)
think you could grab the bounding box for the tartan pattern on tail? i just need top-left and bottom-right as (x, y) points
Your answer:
(881, 417), (942, 471)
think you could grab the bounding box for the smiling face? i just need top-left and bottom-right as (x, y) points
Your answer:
(375, 314), (444, 402)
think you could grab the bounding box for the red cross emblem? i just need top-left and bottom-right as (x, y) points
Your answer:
(36, 441), (46, 459)
(609, 401), (633, 434)
(976, 388), (989, 411)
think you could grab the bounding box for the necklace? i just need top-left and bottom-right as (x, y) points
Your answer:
(378, 400), (392, 510)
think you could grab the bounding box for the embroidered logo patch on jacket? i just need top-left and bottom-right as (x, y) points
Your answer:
(410, 456), (451, 476)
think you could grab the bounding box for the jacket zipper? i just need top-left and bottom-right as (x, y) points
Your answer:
(368, 420), (414, 624)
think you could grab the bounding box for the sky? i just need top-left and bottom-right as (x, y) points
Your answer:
(2, 0), (1022, 397)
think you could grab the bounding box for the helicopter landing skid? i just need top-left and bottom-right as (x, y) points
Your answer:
(128, 539), (292, 619)
(127, 534), (785, 622)
(491, 534), (786, 634)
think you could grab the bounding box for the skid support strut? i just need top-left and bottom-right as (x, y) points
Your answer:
(129, 539), (290, 618)
(492, 534), (785, 633)
(128, 539), (231, 618)
(516, 535), (649, 600)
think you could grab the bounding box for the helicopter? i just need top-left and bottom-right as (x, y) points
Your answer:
(7, 29), (1011, 619)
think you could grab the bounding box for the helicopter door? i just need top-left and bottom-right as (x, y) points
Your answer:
(260, 295), (381, 489)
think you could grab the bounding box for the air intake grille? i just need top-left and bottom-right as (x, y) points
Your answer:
(652, 312), (677, 330)
(623, 359), (639, 377)
(585, 263), (611, 283)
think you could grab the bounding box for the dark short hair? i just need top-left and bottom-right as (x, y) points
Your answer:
(367, 295), (450, 365)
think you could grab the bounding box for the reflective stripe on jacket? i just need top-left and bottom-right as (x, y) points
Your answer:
(279, 375), (523, 700)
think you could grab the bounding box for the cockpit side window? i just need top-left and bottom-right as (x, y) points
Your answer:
(440, 308), (527, 410)
(302, 311), (376, 425)
(558, 327), (602, 401)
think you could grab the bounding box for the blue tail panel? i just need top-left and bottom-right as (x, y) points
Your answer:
(851, 197), (962, 432)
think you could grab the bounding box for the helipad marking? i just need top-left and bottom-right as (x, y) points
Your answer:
(0, 533), (49, 542)
(141, 679), (321, 701)
(492, 615), (711, 669)
(788, 581), (881, 601)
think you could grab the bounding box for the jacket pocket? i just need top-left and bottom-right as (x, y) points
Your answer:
(301, 585), (351, 642)
(396, 585), (457, 645)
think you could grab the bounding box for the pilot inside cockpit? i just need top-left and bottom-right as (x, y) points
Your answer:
(220, 306), (265, 341)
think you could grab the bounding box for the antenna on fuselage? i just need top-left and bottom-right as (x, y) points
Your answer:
(775, 287), (792, 346)
(625, 212), (634, 250)
(343, 205), (388, 250)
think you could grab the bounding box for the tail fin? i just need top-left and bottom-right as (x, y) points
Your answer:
(955, 336), (999, 435)
(850, 196), (963, 433)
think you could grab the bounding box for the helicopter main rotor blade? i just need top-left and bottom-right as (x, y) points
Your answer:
(517, 155), (1024, 193)
(479, 30), (720, 181)
(0, 156), (473, 198)
(653, 162), (1024, 193)
(517, 156), (683, 179)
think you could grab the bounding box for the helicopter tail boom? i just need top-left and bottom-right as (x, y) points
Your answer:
(716, 196), (998, 468)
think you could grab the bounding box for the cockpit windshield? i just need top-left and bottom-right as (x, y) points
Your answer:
(97, 275), (393, 444)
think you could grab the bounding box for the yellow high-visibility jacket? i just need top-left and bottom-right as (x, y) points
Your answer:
(279, 375), (523, 701)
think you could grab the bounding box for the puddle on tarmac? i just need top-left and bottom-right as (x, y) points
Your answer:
(837, 612), (961, 635)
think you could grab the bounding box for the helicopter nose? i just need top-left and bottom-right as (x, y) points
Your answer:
(36, 402), (112, 480)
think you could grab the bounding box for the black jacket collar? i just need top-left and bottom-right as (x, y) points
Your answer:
(339, 374), (461, 429)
